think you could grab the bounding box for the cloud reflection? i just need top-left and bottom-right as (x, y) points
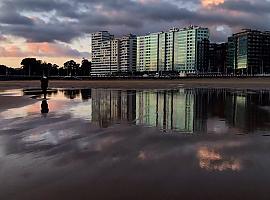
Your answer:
(197, 146), (241, 171)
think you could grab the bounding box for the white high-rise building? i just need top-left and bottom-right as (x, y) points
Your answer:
(91, 31), (114, 76)
(91, 31), (137, 75)
(110, 38), (120, 73)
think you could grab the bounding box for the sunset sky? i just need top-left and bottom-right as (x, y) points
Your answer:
(0, 0), (269, 68)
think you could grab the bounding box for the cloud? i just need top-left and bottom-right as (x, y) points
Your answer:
(0, 0), (269, 44)
(0, 42), (89, 58)
(201, 0), (225, 8)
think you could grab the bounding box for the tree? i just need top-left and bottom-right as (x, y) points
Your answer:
(64, 60), (80, 76)
(0, 65), (7, 75)
(80, 59), (91, 76)
(58, 67), (66, 76)
(51, 64), (59, 76)
(21, 58), (40, 76)
(40, 62), (53, 77)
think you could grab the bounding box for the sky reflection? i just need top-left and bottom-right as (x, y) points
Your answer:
(1, 87), (270, 200)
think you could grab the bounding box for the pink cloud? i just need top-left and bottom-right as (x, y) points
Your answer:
(0, 42), (87, 58)
(201, 0), (225, 8)
(0, 45), (26, 57)
(0, 35), (8, 42)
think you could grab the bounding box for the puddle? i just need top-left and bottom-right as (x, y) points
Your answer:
(0, 88), (270, 200)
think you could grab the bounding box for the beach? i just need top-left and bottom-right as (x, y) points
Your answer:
(1, 79), (270, 200)
(0, 78), (270, 90)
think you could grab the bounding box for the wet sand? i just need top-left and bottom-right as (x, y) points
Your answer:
(1, 83), (270, 200)
(0, 96), (35, 111)
(0, 114), (270, 200)
(0, 78), (270, 90)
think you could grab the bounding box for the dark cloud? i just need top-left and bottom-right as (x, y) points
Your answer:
(221, 0), (270, 14)
(0, 0), (269, 43)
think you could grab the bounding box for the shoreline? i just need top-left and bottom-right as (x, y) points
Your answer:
(0, 78), (270, 90)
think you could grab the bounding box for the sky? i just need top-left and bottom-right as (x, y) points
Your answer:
(0, 0), (269, 68)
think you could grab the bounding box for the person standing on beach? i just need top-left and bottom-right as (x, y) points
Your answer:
(41, 76), (49, 99)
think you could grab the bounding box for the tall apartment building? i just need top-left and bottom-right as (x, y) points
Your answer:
(91, 31), (114, 75)
(227, 29), (270, 74)
(91, 31), (137, 75)
(110, 38), (120, 73)
(174, 26), (209, 73)
(119, 34), (137, 72)
(137, 32), (161, 72)
(136, 26), (210, 74)
(158, 29), (178, 71)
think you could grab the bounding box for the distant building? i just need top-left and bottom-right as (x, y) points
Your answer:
(91, 31), (137, 75)
(119, 34), (137, 72)
(209, 43), (228, 73)
(159, 28), (178, 72)
(174, 26), (210, 73)
(137, 32), (161, 72)
(227, 29), (270, 74)
(197, 38), (210, 73)
(91, 31), (114, 76)
(110, 38), (120, 74)
(136, 26), (210, 74)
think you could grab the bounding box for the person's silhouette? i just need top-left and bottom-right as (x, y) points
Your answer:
(41, 100), (49, 115)
(41, 76), (49, 99)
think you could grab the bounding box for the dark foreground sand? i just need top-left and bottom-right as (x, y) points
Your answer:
(1, 79), (270, 200)
(0, 78), (270, 90)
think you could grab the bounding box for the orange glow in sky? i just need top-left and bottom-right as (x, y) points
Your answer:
(201, 0), (225, 7)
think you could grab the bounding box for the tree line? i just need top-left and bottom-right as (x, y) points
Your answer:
(0, 58), (91, 77)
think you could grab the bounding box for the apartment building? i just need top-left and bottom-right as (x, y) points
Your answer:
(91, 31), (114, 75)
(91, 31), (137, 75)
(137, 32), (160, 72)
(227, 29), (270, 74)
(136, 26), (210, 74)
(119, 34), (137, 72)
(174, 26), (210, 73)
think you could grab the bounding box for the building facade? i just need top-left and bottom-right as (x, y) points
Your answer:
(91, 31), (114, 76)
(119, 34), (137, 72)
(209, 43), (228, 73)
(91, 31), (137, 75)
(174, 26), (210, 73)
(136, 26), (210, 74)
(137, 32), (160, 72)
(110, 38), (120, 73)
(227, 29), (270, 74)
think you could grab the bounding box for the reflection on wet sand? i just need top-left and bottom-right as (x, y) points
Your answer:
(0, 88), (270, 199)
(197, 146), (241, 171)
(41, 100), (49, 114)
(1, 88), (268, 134)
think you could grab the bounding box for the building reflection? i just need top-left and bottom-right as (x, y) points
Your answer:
(91, 90), (136, 128)
(229, 91), (270, 132)
(48, 88), (270, 134)
(136, 90), (196, 133)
